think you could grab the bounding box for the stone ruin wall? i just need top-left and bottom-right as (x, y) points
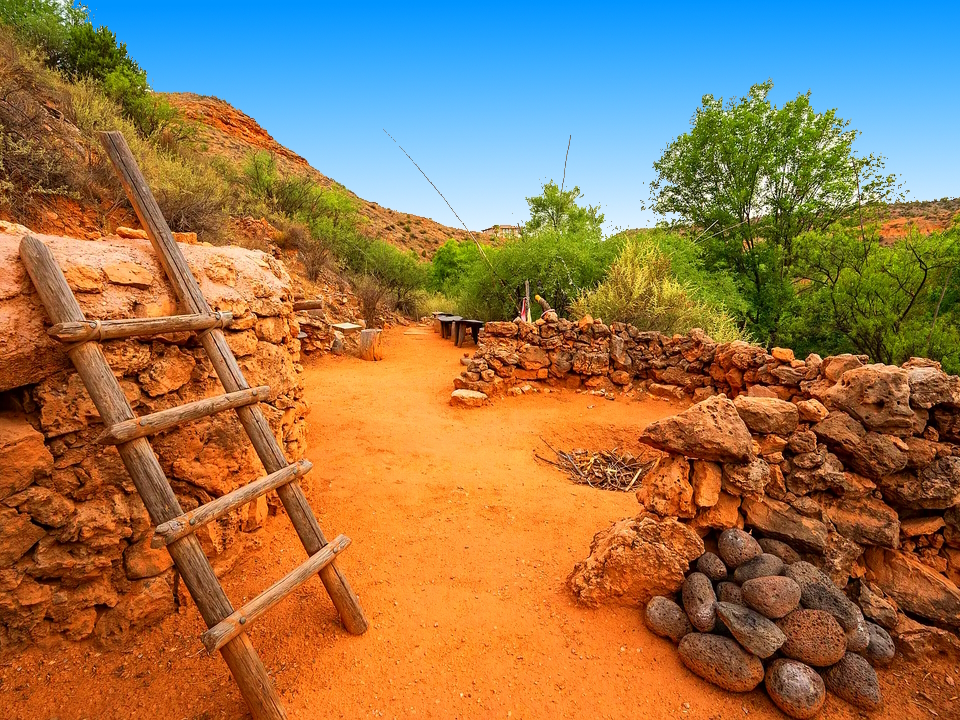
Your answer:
(459, 314), (960, 643)
(0, 228), (309, 654)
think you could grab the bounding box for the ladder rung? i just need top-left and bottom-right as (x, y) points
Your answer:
(48, 312), (233, 344)
(152, 459), (313, 547)
(201, 534), (351, 654)
(96, 386), (270, 445)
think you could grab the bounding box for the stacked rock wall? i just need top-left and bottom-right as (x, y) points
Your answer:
(466, 316), (960, 638)
(0, 229), (308, 654)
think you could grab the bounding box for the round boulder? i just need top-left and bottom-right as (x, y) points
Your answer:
(863, 622), (896, 667)
(759, 537), (802, 565)
(678, 633), (765, 692)
(741, 576), (801, 619)
(777, 609), (847, 666)
(717, 581), (744, 606)
(733, 553), (785, 583)
(682, 572), (717, 632)
(718, 528), (763, 568)
(822, 652), (882, 711)
(644, 596), (693, 643)
(716, 601), (786, 658)
(764, 659), (826, 719)
(784, 561), (860, 630)
(696, 552), (728, 582)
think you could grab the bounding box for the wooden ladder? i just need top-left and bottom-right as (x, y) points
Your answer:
(18, 131), (368, 720)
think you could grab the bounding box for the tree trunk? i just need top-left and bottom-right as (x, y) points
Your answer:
(359, 329), (383, 361)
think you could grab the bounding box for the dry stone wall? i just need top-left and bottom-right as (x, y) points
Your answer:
(460, 314), (960, 646)
(0, 229), (308, 654)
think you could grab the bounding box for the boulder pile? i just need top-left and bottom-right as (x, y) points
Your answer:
(645, 528), (893, 717)
(0, 229), (309, 654)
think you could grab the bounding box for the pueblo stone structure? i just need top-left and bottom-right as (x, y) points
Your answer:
(0, 226), (308, 653)
(459, 313), (960, 665)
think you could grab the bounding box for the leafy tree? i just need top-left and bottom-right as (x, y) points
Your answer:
(650, 80), (902, 343)
(525, 181), (604, 237)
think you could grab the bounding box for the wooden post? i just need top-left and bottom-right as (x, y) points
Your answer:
(524, 280), (531, 323)
(19, 236), (287, 720)
(358, 329), (383, 361)
(99, 131), (368, 636)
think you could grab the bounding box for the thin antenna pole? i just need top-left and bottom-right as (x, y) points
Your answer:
(560, 134), (572, 193)
(383, 129), (520, 313)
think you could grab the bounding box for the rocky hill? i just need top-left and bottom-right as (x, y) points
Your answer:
(165, 93), (475, 256)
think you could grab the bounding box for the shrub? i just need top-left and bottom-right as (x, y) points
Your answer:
(571, 239), (746, 343)
(353, 274), (388, 328)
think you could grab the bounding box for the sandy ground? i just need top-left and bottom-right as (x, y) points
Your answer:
(0, 326), (950, 719)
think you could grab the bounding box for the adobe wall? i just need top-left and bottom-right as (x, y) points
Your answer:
(0, 226), (308, 653)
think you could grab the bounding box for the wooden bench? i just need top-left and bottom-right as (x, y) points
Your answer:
(455, 319), (484, 347)
(438, 315), (461, 340)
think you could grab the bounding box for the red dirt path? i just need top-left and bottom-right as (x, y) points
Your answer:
(0, 327), (940, 719)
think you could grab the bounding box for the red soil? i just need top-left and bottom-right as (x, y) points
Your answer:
(0, 327), (947, 719)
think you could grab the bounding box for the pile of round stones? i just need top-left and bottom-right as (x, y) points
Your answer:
(644, 528), (896, 718)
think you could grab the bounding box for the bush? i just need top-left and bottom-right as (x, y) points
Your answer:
(353, 274), (389, 328)
(571, 239), (746, 343)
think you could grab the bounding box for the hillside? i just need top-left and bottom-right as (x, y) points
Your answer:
(165, 93), (475, 256)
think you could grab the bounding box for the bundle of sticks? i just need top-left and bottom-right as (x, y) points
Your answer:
(537, 439), (658, 492)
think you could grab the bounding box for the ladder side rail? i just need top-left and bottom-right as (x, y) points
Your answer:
(19, 236), (286, 720)
(99, 130), (369, 636)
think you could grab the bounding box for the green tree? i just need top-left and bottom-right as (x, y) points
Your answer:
(525, 181), (604, 237)
(650, 80), (901, 343)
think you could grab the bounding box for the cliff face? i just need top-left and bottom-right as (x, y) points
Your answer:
(0, 226), (308, 654)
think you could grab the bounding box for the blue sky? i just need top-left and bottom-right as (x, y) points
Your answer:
(87, 1), (959, 234)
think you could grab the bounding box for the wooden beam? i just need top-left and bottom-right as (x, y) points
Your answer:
(292, 300), (324, 311)
(99, 130), (369, 636)
(96, 386), (270, 445)
(153, 460), (312, 547)
(48, 312), (233, 343)
(202, 535), (351, 655)
(19, 235), (287, 720)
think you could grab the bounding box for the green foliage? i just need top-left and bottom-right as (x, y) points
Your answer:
(572, 238), (746, 343)
(786, 228), (960, 373)
(525, 181), (604, 237)
(650, 80), (902, 343)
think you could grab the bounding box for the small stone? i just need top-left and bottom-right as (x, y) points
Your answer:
(863, 622), (896, 667)
(757, 537), (801, 565)
(715, 602), (786, 658)
(644, 596), (693, 643)
(845, 614), (870, 653)
(777, 609), (847, 667)
(718, 528), (762, 569)
(717, 582), (743, 605)
(741, 576), (801, 619)
(450, 389), (488, 408)
(682, 572), (717, 632)
(733, 553), (785, 583)
(764, 659), (826, 719)
(822, 652), (882, 711)
(104, 262), (153, 289)
(678, 633), (765, 692)
(784, 561), (860, 630)
(696, 552), (728, 582)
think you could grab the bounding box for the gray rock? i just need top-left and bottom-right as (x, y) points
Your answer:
(733, 553), (785, 583)
(678, 633), (765, 692)
(644, 596), (693, 643)
(682, 572), (717, 632)
(718, 528), (762, 568)
(696, 552), (728, 582)
(717, 581), (743, 606)
(741, 576), (801, 619)
(764, 659), (826, 719)
(716, 602), (786, 658)
(863, 622), (896, 667)
(758, 537), (802, 565)
(822, 652), (883, 711)
(845, 614), (870, 653)
(784, 561), (860, 630)
(777, 609), (847, 666)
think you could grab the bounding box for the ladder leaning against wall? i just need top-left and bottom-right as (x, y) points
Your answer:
(18, 131), (368, 720)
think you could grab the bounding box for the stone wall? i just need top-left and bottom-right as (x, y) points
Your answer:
(0, 228), (308, 654)
(462, 314), (960, 638)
